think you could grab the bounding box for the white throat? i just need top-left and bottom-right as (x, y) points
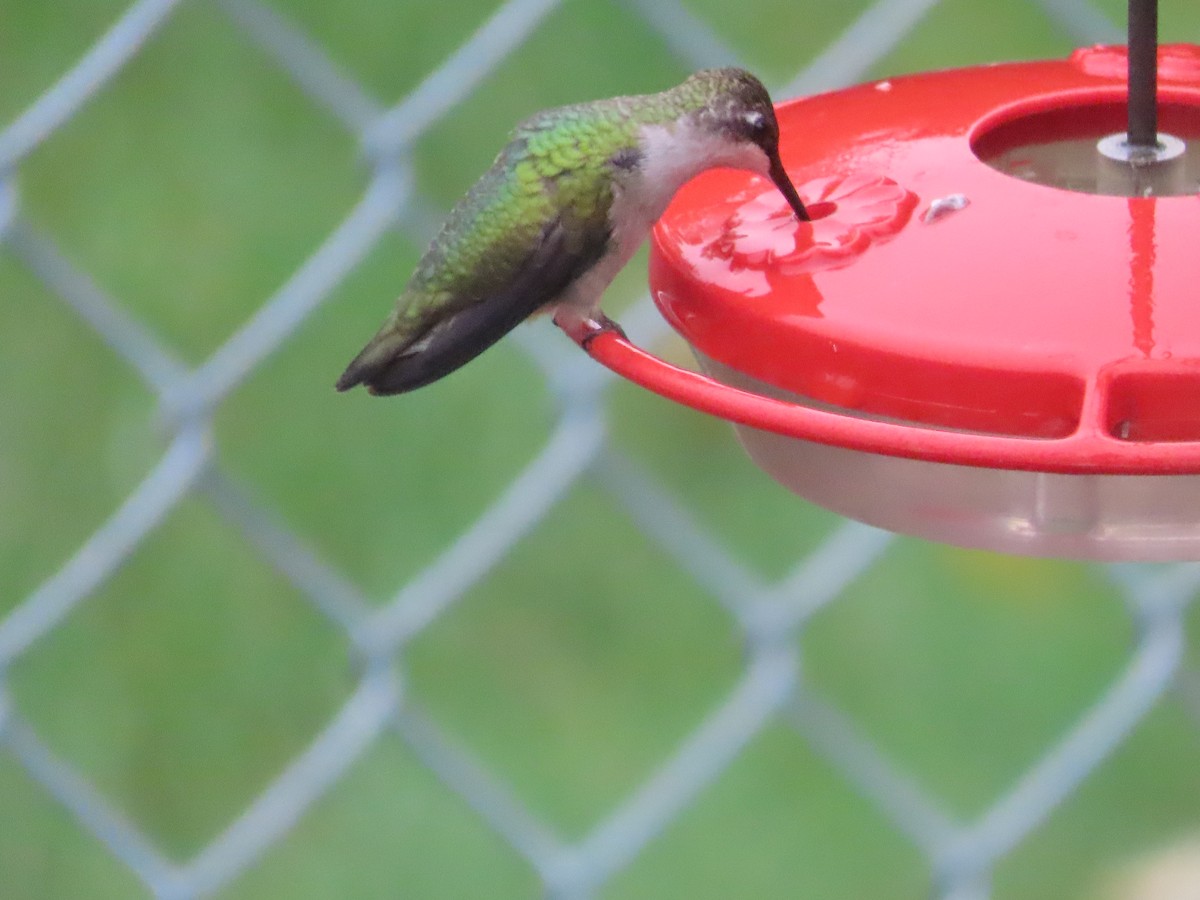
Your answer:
(627, 121), (770, 224)
(554, 120), (770, 319)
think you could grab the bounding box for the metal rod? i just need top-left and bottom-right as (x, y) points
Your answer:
(1127, 0), (1158, 149)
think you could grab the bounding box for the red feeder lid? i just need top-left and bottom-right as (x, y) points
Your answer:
(613, 45), (1200, 475)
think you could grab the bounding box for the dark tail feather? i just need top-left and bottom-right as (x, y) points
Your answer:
(335, 297), (539, 396)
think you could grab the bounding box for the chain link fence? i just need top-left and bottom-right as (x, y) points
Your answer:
(1, 0), (1198, 897)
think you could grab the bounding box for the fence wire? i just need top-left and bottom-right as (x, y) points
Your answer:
(1, 1), (1197, 898)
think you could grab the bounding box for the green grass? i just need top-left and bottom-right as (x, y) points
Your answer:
(2, 1), (1200, 898)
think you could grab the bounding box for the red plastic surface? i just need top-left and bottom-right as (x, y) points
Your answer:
(603, 46), (1200, 474)
(568, 330), (1200, 474)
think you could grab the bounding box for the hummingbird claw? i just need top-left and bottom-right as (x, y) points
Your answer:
(554, 309), (628, 347)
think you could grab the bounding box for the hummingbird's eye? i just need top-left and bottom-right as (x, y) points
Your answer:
(742, 111), (767, 136)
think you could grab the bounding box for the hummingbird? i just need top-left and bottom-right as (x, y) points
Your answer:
(336, 68), (809, 395)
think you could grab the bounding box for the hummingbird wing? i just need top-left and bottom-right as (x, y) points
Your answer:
(343, 218), (605, 394)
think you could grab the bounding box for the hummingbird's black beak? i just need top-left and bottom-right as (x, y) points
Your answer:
(768, 154), (810, 222)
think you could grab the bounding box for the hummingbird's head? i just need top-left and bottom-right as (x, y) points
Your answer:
(685, 68), (810, 222)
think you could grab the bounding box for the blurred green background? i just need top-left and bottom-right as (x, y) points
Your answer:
(2, 0), (1199, 897)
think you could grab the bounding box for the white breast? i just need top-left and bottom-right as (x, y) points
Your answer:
(557, 121), (770, 317)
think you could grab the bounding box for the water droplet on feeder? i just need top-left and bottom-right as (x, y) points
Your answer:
(922, 194), (970, 224)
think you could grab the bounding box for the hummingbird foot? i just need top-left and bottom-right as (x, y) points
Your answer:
(553, 309), (628, 348)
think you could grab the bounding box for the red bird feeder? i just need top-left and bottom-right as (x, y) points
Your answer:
(566, 38), (1200, 561)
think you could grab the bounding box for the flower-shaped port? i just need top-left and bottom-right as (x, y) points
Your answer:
(685, 173), (918, 296)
